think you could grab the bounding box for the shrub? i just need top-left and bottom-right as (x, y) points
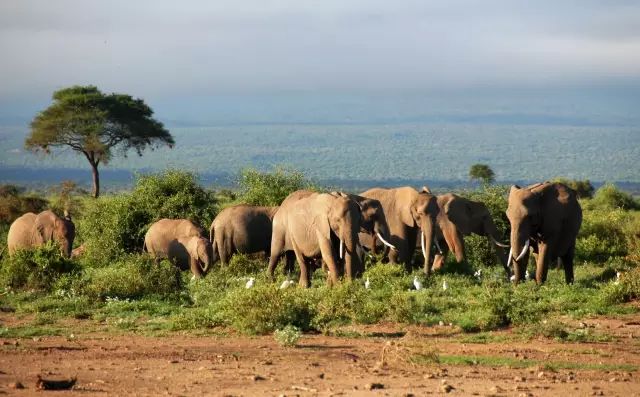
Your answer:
(576, 209), (628, 262)
(214, 284), (314, 334)
(78, 170), (217, 264)
(465, 185), (509, 268)
(238, 167), (316, 206)
(552, 178), (594, 199)
(77, 254), (182, 300)
(0, 185), (48, 224)
(312, 282), (385, 329)
(0, 242), (78, 291)
(274, 325), (302, 347)
(590, 183), (638, 210)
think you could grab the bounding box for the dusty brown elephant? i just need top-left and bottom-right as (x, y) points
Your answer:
(7, 210), (75, 257)
(144, 218), (213, 278)
(430, 193), (510, 274)
(506, 182), (582, 284)
(268, 190), (363, 287)
(360, 186), (439, 273)
(209, 205), (278, 265)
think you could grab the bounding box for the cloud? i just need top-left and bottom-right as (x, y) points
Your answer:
(0, 0), (639, 100)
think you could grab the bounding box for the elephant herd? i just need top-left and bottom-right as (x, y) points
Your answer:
(5, 182), (582, 286)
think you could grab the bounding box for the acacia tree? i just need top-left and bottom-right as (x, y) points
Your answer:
(26, 86), (174, 197)
(469, 163), (495, 185)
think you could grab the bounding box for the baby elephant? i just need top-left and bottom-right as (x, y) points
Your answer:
(144, 219), (213, 278)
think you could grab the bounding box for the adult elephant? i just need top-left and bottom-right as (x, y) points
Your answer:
(506, 182), (582, 284)
(144, 218), (213, 278)
(360, 187), (439, 273)
(430, 193), (510, 274)
(268, 190), (362, 287)
(209, 205), (278, 265)
(7, 210), (75, 257)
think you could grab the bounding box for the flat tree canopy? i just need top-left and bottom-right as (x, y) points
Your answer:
(26, 86), (174, 197)
(469, 163), (495, 185)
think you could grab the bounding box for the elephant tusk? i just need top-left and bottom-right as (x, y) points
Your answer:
(376, 232), (397, 251)
(434, 238), (443, 255)
(339, 239), (344, 260)
(491, 237), (510, 248)
(507, 246), (513, 269)
(516, 239), (530, 261)
(420, 231), (427, 260)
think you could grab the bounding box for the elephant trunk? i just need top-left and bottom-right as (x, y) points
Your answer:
(420, 217), (435, 275)
(343, 227), (361, 280)
(62, 240), (72, 258)
(509, 224), (530, 282)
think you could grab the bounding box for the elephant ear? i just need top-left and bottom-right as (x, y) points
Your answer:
(444, 197), (473, 235)
(35, 214), (54, 242)
(402, 201), (418, 227)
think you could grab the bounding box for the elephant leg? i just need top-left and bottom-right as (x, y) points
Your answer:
(190, 257), (204, 279)
(561, 245), (575, 284)
(535, 242), (549, 284)
(268, 234), (285, 279)
(317, 236), (340, 287)
(292, 251), (310, 288)
(371, 233), (378, 255)
(513, 250), (530, 284)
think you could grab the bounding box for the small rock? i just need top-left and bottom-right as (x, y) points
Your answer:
(440, 384), (454, 393)
(537, 371), (545, 379)
(318, 373), (325, 379)
(251, 375), (266, 381)
(424, 373), (435, 379)
(168, 359), (179, 364)
(9, 381), (25, 389)
(567, 374), (575, 381)
(365, 382), (384, 390)
(518, 393), (533, 397)
(514, 376), (525, 382)
(490, 385), (504, 393)
(609, 377), (617, 382)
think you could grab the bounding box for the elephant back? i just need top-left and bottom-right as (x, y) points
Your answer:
(7, 212), (38, 254)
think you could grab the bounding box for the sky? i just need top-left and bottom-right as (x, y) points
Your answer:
(1, 1), (639, 123)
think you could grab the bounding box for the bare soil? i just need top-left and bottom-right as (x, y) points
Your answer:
(1, 315), (640, 396)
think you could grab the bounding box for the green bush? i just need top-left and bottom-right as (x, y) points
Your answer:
(274, 325), (302, 347)
(590, 183), (638, 210)
(0, 184), (48, 224)
(576, 209), (629, 262)
(77, 254), (182, 300)
(214, 284), (314, 334)
(78, 170), (217, 264)
(0, 242), (78, 291)
(238, 167), (316, 206)
(552, 178), (594, 199)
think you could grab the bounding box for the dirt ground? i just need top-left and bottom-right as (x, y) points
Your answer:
(1, 315), (639, 396)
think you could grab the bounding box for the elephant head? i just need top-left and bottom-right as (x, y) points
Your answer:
(35, 210), (75, 258)
(433, 194), (509, 272)
(325, 193), (363, 280)
(356, 196), (395, 252)
(188, 236), (213, 276)
(408, 187), (439, 274)
(505, 185), (542, 279)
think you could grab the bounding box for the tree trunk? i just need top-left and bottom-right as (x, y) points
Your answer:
(90, 161), (100, 198)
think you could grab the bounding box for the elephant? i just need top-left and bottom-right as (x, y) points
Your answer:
(144, 218), (213, 278)
(7, 210), (75, 257)
(506, 182), (582, 284)
(430, 193), (510, 274)
(209, 205), (278, 265)
(359, 186), (439, 273)
(268, 190), (362, 287)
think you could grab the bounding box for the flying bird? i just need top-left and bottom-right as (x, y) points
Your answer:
(413, 276), (422, 291)
(245, 277), (255, 289)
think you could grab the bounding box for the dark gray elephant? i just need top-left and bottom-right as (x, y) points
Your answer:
(430, 193), (510, 274)
(144, 218), (213, 278)
(268, 190), (363, 287)
(209, 205), (278, 265)
(360, 187), (439, 274)
(506, 182), (582, 284)
(7, 210), (75, 257)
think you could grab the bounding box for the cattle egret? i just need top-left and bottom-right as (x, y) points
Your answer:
(473, 269), (482, 279)
(279, 279), (294, 289)
(245, 277), (255, 289)
(510, 274), (516, 282)
(442, 279), (448, 291)
(413, 276), (422, 291)
(525, 270), (531, 280)
(615, 271), (621, 285)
